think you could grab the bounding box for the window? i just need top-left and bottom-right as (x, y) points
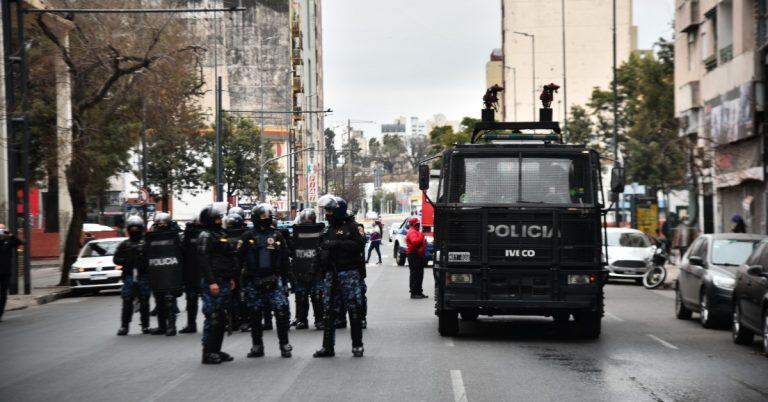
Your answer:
(685, 238), (703, 259)
(605, 232), (651, 248)
(80, 241), (121, 258)
(687, 31), (696, 71)
(712, 239), (759, 266)
(449, 155), (593, 205)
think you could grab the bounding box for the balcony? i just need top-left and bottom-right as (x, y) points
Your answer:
(677, 0), (699, 33)
(719, 44), (733, 64)
(703, 54), (717, 71)
(292, 76), (304, 93)
(292, 49), (303, 65)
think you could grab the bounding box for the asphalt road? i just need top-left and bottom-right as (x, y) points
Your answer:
(1, 220), (767, 401)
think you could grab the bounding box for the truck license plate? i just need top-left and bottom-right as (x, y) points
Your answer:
(448, 252), (470, 262)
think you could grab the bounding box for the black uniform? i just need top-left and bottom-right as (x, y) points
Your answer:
(180, 223), (202, 333)
(199, 224), (240, 363)
(114, 235), (151, 335)
(0, 233), (22, 321)
(147, 226), (185, 336)
(290, 223), (326, 329)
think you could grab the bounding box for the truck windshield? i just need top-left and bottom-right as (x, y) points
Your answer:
(448, 155), (592, 205)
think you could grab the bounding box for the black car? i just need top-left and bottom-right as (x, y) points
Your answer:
(675, 233), (764, 328)
(732, 240), (768, 356)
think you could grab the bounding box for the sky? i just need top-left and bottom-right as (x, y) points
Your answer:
(323, 0), (675, 134)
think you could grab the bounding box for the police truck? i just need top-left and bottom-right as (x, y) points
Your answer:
(420, 84), (624, 338)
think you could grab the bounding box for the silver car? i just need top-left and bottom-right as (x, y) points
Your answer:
(604, 228), (655, 284)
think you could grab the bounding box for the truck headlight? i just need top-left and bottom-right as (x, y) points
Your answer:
(447, 274), (472, 284)
(712, 275), (735, 290)
(568, 274), (597, 285)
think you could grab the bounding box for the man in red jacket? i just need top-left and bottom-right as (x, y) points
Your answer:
(405, 217), (428, 299)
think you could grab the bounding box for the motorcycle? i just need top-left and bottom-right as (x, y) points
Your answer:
(643, 246), (668, 289)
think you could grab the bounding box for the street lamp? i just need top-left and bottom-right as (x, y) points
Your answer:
(259, 146), (315, 203)
(504, 66), (517, 121)
(512, 31), (536, 121)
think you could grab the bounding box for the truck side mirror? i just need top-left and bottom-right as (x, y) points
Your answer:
(418, 165), (430, 190)
(610, 166), (625, 195)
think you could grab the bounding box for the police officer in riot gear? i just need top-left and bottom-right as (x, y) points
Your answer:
(239, 203), (293, 358)
(180, 218), (201, 334)
(291, 209), (325, 330)
(223, 212), (248, 333)
(115, 216), (151, 336)
(313, 195), (366, 358)
(198, 203), (238, 364)
(147, 212), (184, 336)
(229, 206), (246, 221)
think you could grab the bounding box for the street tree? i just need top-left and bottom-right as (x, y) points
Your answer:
(204, 114), (285, 200)
(405, 134), (430, 170)
(37, 2), (207, 285)
(380, 134), (406, 174)
(566, 105), (593, 145)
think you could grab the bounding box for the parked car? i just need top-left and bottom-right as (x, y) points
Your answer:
(365, 211), (379, 220)
(731, 239), (768, 355)
(69, 237), (126, 294)
(675, 233), (764, 328)
(390, 217), (434, 266)
(604, 228), (655, 284)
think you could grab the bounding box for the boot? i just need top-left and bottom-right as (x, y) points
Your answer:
(313, 310), (336, 358)
(352, 346), (364, 357)
(248, 310), (264, 358)
(180, 293), (198, 333)
(311, 293), (324, 329)
(165, 296), (177, 336)
(247, 344), (264, 358)
(117, 300), (132, 336)
(202, 348), (222, 364)
(350, 309), (364, 352)
(179, 324), (197, 334)
(218, 351), (234, 362)
(209, 312), (227, 360)
(280, 343), (293, 358)
(275, 308), (292, 357)
(139, 297), (151, 330)
(149, 299), (167, 335)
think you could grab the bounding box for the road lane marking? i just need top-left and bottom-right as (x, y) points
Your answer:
(444, 338), (455, 347)
(647, 334), (678, 350)
(450, 370), (468, 402)
(144, 372), (193, 402)
(605, 312), (624, 322)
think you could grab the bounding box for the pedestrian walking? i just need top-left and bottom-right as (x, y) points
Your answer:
(114, 216), (151, 336)
(406, 217), (428, 299)
(314, 195), (366, 358)
(366, 218), (383, 264)
(0, 224), (23, 322)
(731, 213), (747, 233)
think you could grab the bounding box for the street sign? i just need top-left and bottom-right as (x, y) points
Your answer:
(308, 174), (317, 202)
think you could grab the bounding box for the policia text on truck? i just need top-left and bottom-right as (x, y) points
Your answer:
(420, 84), (625, 339)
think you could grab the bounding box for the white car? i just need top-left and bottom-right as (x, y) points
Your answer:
(390, 218), (434, 266)
(604, 228), (655, 283)
(69, 237), (126, 293)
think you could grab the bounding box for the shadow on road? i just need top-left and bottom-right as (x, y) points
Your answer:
(454, 317), (599, 344)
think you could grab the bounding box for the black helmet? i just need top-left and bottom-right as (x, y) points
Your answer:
(253, 203), (275, 229)
(318, 195), (347, 224)
(223, 213), (245, 229)
(228, 206), (246, 220)
(199, 203), (228, 229)
(295, 208), (317, 224)
(154, 212), (172, 230)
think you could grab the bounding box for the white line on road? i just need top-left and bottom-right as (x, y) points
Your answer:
(605, 312), (625, 322)
(444, 338), (455, 347)
(144, 372), (193, 402)
(647, 334), (679, 350)
(450, 370), (468, 402)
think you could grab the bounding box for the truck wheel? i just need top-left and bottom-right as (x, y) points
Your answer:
(575, 312), (601, 339)
(460, 311), (478, 321)
(438, 310), (459, 336)
(396, 251), (406, 266)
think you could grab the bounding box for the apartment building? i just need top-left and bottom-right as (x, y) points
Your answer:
(675, 0), (766, 233)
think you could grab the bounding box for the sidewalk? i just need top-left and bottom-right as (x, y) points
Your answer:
(5, 259), (71, 312)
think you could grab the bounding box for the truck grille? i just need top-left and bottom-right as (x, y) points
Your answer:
(488, 275), (550, 299)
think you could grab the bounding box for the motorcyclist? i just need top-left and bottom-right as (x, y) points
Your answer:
(115, 215), (151, 336)
(313, 195), (366, 358)
(198, 203), (238, 364)
(239, 204), (293, 358)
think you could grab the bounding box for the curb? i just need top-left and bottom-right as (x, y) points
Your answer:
(5, 287), (71, 312)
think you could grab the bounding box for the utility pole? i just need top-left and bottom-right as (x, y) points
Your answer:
(562, 0), (568, 137)
(215, 76), (223, 202)
(612, 0), (622, 224)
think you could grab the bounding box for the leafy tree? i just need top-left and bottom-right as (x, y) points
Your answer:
(37, 2), (206, 284)
(324, 128), (338, 168)
(380, 134), (406, 173)
(566, 105), (593, 145)
(204, 114), (285, 200)
(405, 134), (431, 170)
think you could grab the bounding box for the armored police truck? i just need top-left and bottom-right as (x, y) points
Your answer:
(420, 84), (624, 339)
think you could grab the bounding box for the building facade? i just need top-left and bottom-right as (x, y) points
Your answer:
(675, 0), (766, 234)
(501, 0), (636, 123)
